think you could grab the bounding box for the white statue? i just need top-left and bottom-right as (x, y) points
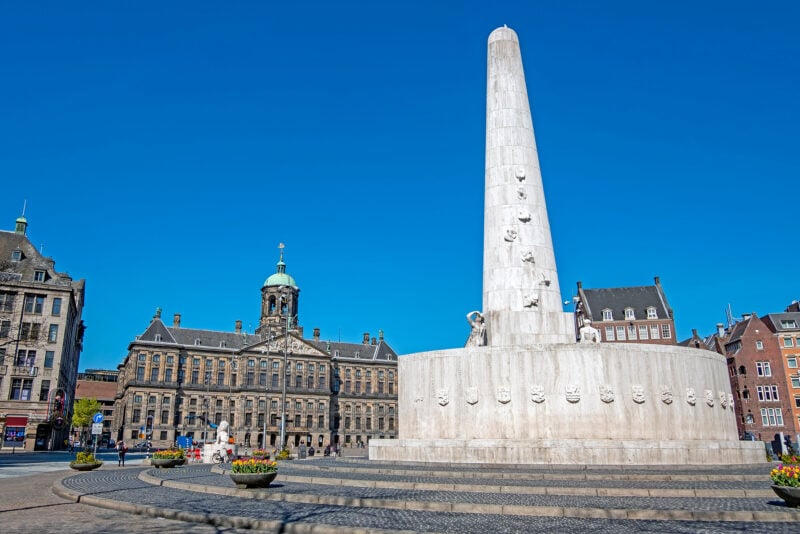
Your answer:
(215, 420), (230, 460)
(466, 311), (487, 347)
(579, 320), (601, 343)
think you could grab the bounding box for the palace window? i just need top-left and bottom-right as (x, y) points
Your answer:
(638, 325), (649, 339)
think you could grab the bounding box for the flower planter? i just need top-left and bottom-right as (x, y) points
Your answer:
(229, 471), (278, 489)
(151, 458), (179, 468)
(70, 462), (102, 471)
(771, 485), (800, 507)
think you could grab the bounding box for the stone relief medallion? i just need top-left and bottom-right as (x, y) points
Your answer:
(704, 389), (714, 407)
(523, 294), (539, 308)
(530, 385), (545, 404)
(660, 386), (673, 405)
(565, 384), (581, 403)
(728, 393), (734, 409)
(517, 209), (531, 223)
(631, 385), (646, 404)
(496, 386), (511, 404)
(436, 388), (450, 407)
(517, 186), (527, 200)
(521, 251), (536, 264)
(515, 167), (526, 181)
(599, 384), (615, 403)
(414, 395), (424, 404)
(686, 388), (697, 406)
(719, 391), (728, 408)
(465, 386), (479, 405)
(504, 229), (518, 242)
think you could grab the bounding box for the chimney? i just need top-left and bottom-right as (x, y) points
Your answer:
(173, 313), (181, 328)
(371, 337), (377, 345)
(716, 323), (724, 337)
(691, 328), (699, 338)
(654, 276), (660, 285)
(313, 328), (320, 341)
(297, 326), (304, 337)
(363, 332), (370, 345)
(235, 320), (242, 333)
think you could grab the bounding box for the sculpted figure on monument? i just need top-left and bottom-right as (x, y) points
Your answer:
(523, 294), (539, 308)
(530, 385), (545, 403)
(504, 229), (518, 242)
(515, 167), (526, 181)
(660, 386), (674, 404)
(579, 320), (600, 343)
(686, 388), (697, 406)
(465, 311), (487, 347)
(521, 251), (535, 264)
(599, 384), (614, 403)
(704, 389), (714, 407)
(631, 385), (646, 404)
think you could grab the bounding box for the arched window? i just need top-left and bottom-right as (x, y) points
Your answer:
(742, 387), (750, 399)
(739, 365), (746, 375)
(268, 296), (276, 315)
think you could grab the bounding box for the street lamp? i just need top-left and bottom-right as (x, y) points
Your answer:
(262, 385), (269, 449)
(229, 353), (239, 438)
(202, 372), (210, 446)
(279, 292), (289, 450)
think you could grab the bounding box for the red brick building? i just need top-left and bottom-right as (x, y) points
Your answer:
(574, 277), (677, 345)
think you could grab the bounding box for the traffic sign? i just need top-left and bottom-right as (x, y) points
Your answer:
(92, 412), (104, 424)
(91, 423), (103, 435)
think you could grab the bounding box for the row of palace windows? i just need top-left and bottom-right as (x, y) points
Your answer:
(601, 307), (658, 321)
(603, 324), (671, 341)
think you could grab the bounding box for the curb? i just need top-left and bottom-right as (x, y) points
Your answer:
(138, 467), (799, 523)
(53, 470), (418, 534)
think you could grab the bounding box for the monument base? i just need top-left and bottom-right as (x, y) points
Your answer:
(369, 438), (764, 465)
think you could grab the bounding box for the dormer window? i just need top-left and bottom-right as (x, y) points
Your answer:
(354, 351), (360, 359)
(33, 270), (45, 282)
(780, 320), (798, 329)
(154, 334), (162, 342)
(624, 308), (635, 320)
(194, 339), (201, 346)
(220, 340), (227, 348)
(11, 250), (22, 261)
(602, 309), (613, 321)
(646, 307), (657, 319)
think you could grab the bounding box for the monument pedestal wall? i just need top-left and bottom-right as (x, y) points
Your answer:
(369, 344), (764, 465)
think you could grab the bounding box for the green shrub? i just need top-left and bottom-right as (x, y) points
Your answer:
(71, 451), (100, 465)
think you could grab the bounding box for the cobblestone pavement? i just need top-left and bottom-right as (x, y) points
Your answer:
(0, 470), (262, 534)
(53, 460), (800, 533)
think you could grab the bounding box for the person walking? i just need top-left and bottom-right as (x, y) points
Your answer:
(117, 440), (127, 467)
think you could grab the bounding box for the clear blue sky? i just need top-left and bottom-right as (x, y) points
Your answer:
(2, 1), (798, 371)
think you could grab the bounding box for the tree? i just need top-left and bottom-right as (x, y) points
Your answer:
(73, 398), (102, 428)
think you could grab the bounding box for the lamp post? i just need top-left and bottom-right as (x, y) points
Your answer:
(279, 292), (289, 450)
(268, 386), (269, 450)
(202, 372), (210, 446)
(229, 354), (239, 439)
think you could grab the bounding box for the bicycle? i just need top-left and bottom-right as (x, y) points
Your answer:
(212, 448), (232, 463)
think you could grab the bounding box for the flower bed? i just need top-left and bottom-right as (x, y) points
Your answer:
(771, 464), (800, 487)
(70, 451), (102, 471)
(152, 448), (186, 460)
(251, 448), (270, 459)
(231, 458), (278, 474)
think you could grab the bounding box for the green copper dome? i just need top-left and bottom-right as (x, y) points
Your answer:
(263, 247), (298, 288)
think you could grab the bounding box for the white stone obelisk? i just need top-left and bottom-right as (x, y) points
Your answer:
(483, 26), (573, 346)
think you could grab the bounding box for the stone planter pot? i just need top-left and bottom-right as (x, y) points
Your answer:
(70, 462), (102, 471)
(229, 471), (278, 489)
(771, 485), (800, 507)
(151, 458), (180, 468)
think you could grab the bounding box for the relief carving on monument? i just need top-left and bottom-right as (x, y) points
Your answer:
(719, 391), (728, 408)
(517, 186), (527, 200)
(521, 251), (535, 264)
(523, 294), (539, 308)
(496, 386), (511, 404)
(660, 386), (674, 405)
(504, 229), (518, 242)
(437, 388), (450, 407)
(465, 311), (487, 347)
(565, 384), (581, 403)
(530, 385), (545, 403)
(632, 385), (646, 404)
(515, 167), (526, 181)
(599, 384), (614, 403)
(517, 209), (531, 223)
(704, 389), (714, 407)
(686, 388), (697, 406)
(465, 386), (479, 405)
(728, 393), (734, 410)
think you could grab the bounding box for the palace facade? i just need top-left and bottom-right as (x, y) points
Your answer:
(113, 249), (398, 450)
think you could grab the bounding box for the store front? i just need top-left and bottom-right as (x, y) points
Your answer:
(3, 416), (28, 450)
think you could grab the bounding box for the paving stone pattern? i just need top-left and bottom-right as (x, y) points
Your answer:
(57, 460), (800, 533)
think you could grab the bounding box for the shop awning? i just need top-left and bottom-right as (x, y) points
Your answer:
(5, 416), (28, 426)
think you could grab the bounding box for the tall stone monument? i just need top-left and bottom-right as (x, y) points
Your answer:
(369, 26), (762, 464)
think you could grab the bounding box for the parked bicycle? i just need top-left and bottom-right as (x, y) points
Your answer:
(211, 448), (233, 463)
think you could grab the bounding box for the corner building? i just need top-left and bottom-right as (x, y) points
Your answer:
(0, 215), (86, 451)
(113, 250), (398, 450)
